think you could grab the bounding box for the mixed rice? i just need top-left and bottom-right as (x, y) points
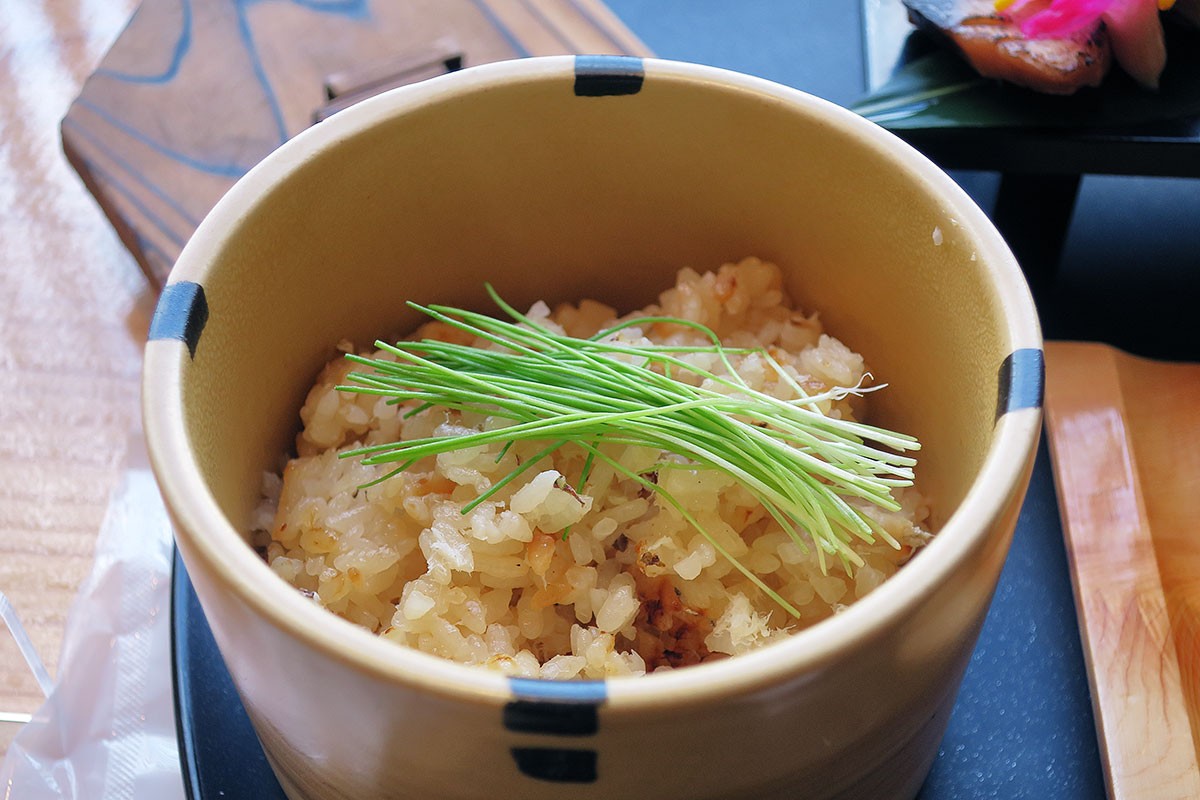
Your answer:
(252, 258), (932, 679)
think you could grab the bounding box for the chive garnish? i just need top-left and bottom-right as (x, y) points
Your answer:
(337, 285), (920, 617)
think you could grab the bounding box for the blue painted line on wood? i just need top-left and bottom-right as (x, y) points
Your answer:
(71, 152), (191, 249)
(95, 0), (193, 84)
(63, 117), (202, 229)
(78, 0), (375, 178)
(76, 97), (255, 178)
(134, 231), (179, 277)
(285, 0), (368, 16)
(468, 0), (532, 57)
(234, 0), (289, 149)
(516, 0), (576, 51)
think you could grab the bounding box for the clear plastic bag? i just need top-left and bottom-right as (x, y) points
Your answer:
(0, 431), (186, 799)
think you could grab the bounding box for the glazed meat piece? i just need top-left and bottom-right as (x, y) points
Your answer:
(904, 0), (1112, 94)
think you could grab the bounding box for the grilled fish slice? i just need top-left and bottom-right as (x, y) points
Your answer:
(904, 0), (1112, 94)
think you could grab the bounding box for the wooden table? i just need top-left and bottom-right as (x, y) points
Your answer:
(0, 0), (145, 757)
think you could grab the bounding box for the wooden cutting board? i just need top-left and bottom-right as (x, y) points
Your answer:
(61, 0), (650, 286)
(1043, 341), (1200, 800)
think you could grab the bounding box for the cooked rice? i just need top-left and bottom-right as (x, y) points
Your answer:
(252, 257), (932, 678)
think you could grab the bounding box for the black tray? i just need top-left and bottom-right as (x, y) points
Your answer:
(172, 440), (1106, 799)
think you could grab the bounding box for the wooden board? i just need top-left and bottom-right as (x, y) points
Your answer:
(61, 0), (651, 286)
(1044, 341), (1200, 800)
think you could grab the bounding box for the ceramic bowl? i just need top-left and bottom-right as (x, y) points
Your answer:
(143, 55), (1042, 800)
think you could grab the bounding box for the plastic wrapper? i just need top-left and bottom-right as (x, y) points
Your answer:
(0, 432), (186, 799)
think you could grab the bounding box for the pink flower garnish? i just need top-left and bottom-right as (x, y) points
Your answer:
(1023, 0), (1113, 37)
(998, 0), (1175, 39)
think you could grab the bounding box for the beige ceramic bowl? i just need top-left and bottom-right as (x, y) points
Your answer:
(143, 56), (1042, 800)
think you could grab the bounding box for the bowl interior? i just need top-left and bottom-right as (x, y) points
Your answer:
(173, 59), (1015, 602)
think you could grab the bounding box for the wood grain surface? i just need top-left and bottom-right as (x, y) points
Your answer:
(0, 0), (147, 758)
(1044, 341), (1200, 800)
(61, 0), (650, 286)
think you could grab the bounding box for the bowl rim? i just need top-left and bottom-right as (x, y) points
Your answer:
(143, 54), (1043, 711)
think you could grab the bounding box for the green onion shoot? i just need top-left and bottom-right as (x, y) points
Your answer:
(336, 285), (920, 618)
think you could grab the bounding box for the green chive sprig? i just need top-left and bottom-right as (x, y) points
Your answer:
(337, 286), (920, 617)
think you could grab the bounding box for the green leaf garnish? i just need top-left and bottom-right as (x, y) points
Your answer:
(337, 285), (920, 618)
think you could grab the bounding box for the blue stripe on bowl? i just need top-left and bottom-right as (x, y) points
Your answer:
(573, 54), (643, 96)
(504, 701), (599, 736)
(505, 678), (605, 779)
(504, 677), (606, 736)
(149, 281), (208, 358)
(997, 348), (1045, 418)
(510, 747), (598, 783)
(508, 677), (607, 703)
